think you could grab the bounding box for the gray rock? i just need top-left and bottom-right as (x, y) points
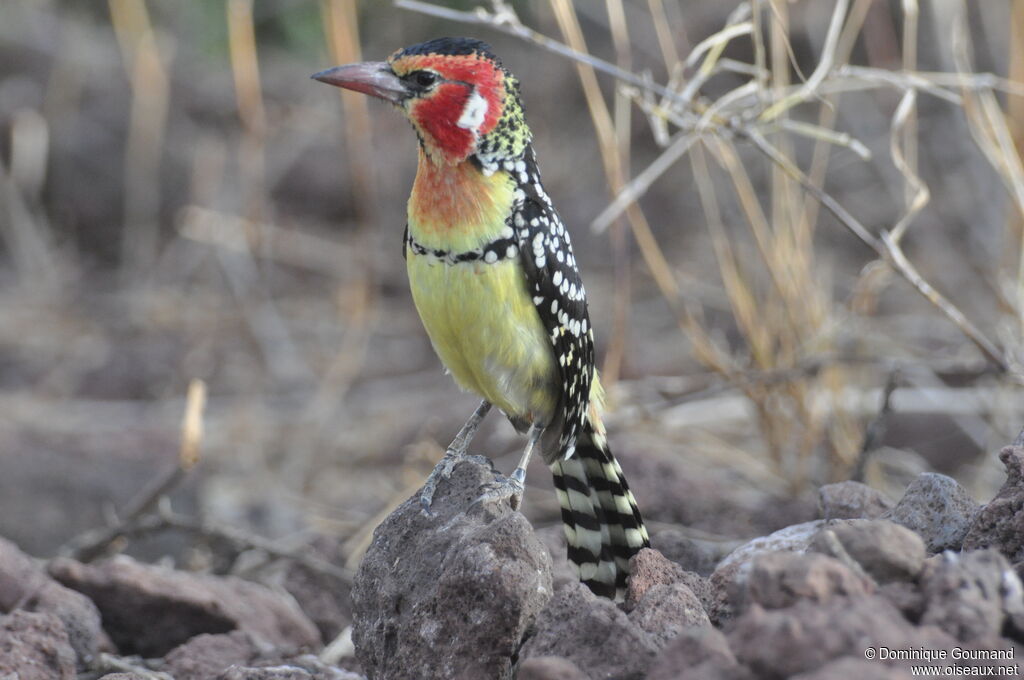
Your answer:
(742, 551), (872, 611)
(625, 546), (687, 605)
(534, 524), (579, 593)
(26, 580), (105, 669)
(712, 521), (823, 583)
(625, 547), (713, 616)
(886, 473), (980, 552)
(669, 665), (755, 680)
(818, 481), (894, 520)
(0, 610), (76, 680)
(163, 631), (261, 680)
(728, 596), (958, 679)
(791, 657), (913, 679)
(710, 520), (823, 622)
(281, 536), (351, 642)
(920, 549), (1021, 642)
(0, 535), (103, 668)
(0, 534), (39, 610)
(876, 581), (926, 622)
(810, 519), (926, 583)
(649, 528), (730, 576)
(963, 445), (1024, 563)
(217, 655), (364, 680)
(646, 625), (739, 680)
(520, 582), (658, 680)
(628, 583), (711, 649)
(218, 666), (310, 680)
(49, 555), (320, 657)
(351, 458), (552, 680)
(516, 656), (589, 680)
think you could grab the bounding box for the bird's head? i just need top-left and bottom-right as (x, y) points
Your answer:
(313, 37), (529, 166)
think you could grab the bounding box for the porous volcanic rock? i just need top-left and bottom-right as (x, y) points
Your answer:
(963, 445), (1024, 564)
(818, 481), (894, 520)
(516, 655), (590, 680)
(49, 555), (320, 657)
(163, 631), (263, 680)
(625, 547), (713, 615)
(790, 657), (913, 679)
(920, 549), (1023, 642)
(534, 524), (579, 593)
(648, 527), (731, 576)
(886, 473), (980, 553)
(810, 519), (926, 583)
(351, 458), (552, 680)
(876, 581), (927, 622)
(646, 625), (741, 680)
(281, 535), (352, 642)
(217, 656), (365, 680)
(519, 582), (658, 680)
(727, 595), (958, 679)
(0, 536), (103, 668)
(741, 551), (873, 611)
(709, 520), (823, 622)
(0, 610), (76, 680)
(628, 582), (711, 649)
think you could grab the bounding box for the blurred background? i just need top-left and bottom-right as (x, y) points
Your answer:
(1, 0), (1022, 571)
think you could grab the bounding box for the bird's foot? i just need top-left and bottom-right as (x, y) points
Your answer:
(420, 448), (491, 516)
(473, 466), (526, 512)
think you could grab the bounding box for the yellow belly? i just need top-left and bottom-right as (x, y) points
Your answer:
(407, 252), (559, 427)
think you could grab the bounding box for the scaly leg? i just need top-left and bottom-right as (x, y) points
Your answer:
(475, 422), (544, 511)
(420, 400), (492, 514)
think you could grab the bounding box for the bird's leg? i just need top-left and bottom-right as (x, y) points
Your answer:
(420, 400), (492, 514)
(475, 422), (544, 512)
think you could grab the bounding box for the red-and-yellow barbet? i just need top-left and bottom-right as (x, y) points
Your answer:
(314, 37), (648, 600)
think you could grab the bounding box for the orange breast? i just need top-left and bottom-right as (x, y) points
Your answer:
(407, 154), (513, 250)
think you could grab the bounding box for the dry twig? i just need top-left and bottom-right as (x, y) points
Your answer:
(851, 369), (900, 483)
(65, 380), (208, 562)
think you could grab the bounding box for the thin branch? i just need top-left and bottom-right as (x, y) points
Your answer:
(888, 89), (930, 242)
(776, 119), (870, 159)
(64, 380), (208, 561)
(851, 369), (900, 482)
(394, 0), (681, 101)
(591, 131), (699, 233)
(124, 503), (354, 584)
(759, 0), (850, 122)
(743, 128), (1010, 373)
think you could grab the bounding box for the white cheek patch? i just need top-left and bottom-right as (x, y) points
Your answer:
(457, 90), (488, 134)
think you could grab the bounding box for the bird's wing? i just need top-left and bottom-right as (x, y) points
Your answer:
(512, 145), (595, 460)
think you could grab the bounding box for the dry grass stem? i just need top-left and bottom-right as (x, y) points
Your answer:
(180, 379), (208, 471)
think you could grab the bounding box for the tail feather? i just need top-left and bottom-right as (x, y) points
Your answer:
(550, 424), (649, 601)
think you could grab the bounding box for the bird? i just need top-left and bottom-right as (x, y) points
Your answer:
(313, 37), (648, 600)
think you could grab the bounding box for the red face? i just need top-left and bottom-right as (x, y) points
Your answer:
(389, 52), (505, 163)
(312, 50), (506, 164)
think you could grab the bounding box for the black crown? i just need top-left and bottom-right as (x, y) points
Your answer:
(396, 37), (499, 63)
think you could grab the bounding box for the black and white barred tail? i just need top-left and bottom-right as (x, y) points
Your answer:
(550, 424), (649, 601)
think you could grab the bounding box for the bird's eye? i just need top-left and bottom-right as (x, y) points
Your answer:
(409, 71), (438, 89)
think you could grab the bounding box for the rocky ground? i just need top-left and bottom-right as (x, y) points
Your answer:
(2, 436), (1024, 679)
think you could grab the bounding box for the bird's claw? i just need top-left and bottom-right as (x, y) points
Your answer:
(420, 449), (491, 516)
(473, 467), (526, 511)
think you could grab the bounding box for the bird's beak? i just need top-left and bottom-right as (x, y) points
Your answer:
(311, 61), (408, 103)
